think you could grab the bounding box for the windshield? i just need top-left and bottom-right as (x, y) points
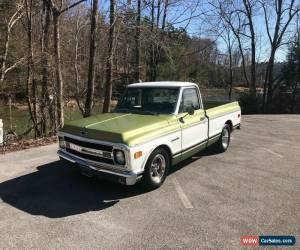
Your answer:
(114, 87), (179, 114)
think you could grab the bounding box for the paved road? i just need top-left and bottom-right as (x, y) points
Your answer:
(0, 115), (299, 249)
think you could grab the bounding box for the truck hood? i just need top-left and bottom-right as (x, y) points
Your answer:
(60, 113), (178, 146)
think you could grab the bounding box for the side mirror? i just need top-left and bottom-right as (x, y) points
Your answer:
(179, 106), (195, 123)
(187, 106), (195, 115)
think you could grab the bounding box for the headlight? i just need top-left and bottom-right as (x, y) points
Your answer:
(113, 149), (125, 165)
(59, 137), (66, 149)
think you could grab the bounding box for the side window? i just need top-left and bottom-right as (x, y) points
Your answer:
(179, 88), (201, 113)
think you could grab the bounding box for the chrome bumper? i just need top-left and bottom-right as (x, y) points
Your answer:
(58, 150), (139, 185)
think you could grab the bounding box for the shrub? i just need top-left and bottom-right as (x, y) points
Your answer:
(238, 92), (261, 114)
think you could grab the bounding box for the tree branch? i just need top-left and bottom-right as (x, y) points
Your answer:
(60, 0), (87, 14)
(261, 1), (273, 44)
(4, 57), (25, 74)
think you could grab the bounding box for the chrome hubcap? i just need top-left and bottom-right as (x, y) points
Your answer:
(222, 128), (229, 148)
(150, 154), (166, 184)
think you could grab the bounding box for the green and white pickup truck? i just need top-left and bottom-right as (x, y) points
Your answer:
(58, 82), (241, 189)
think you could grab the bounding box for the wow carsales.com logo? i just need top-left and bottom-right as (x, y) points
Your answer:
(240, 236), (296, 246)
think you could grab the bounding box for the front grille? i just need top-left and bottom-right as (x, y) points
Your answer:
(64, 136), (113, 152)
(66, 148), (114, 165)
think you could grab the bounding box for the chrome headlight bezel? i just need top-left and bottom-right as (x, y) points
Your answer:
(58, 136), (66, 149)
(113, 149), (126, 165)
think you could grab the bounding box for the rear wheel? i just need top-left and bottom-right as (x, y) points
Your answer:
(141, 148), (170, 190)
(215, 124), (231, 152)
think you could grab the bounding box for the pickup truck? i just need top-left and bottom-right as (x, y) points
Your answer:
(58, 82), (241, 189)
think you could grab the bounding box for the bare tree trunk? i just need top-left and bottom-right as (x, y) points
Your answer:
(53, 12), (64, 128)
(264, 51), (276, 111)
(236, 35), (249, 87)
(103, 0), (115, 113)
(155, 0), (169, 75)
(228, 38), (233, 101)
(161, 0), (168, 31)
(249, 35), (256, 95)
(243, 0), (256, 95)
(25, 0), (40, 137)
(47, 0), (87, 127)
(73, 17), (85, 115)
(152, 0), (162, 81)
(156, 0), (161, 27)
(149, 0), (156, 81)
(40, 0), (51, 135)
(134, 0), (141, 82)
(0, 30), (10, 84)
(84, 0), (99, 117)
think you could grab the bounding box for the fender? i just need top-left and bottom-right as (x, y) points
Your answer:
(129, 132), (178, 173)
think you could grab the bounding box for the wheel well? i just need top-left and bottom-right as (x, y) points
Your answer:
(142, 145), (173, 171)
(153, 145), (172, 164)
(225, 120), (233, 131)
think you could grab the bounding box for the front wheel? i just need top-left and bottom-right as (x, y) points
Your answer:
(215, 124), (231, 153)
(140, 148), (170, 190)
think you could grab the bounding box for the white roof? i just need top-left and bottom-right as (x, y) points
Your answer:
(128, 81), (198, 88)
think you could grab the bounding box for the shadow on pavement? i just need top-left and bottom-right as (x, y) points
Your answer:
(169, 146), (220, 175)
(0, 161), (146, 218)
(0, 147), (218, 218)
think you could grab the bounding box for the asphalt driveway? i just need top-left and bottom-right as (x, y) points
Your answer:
(0, 115), (299, 249)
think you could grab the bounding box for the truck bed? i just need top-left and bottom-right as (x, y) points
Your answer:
(205, 101), (241, 138)
(205, 101), (240, 118)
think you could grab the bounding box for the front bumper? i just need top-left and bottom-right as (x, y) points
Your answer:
(58, 150), (139, 185)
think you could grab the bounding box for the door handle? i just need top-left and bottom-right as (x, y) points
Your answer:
(200, 117), (205, 121)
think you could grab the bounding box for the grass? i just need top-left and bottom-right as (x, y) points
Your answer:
(0, 104), (105, 138)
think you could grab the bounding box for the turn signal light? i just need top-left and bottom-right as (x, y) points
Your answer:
(134, 151), (143, 159)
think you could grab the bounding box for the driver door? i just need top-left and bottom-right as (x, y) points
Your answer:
(179, 87), (208, 154)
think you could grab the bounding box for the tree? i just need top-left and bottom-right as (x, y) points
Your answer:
(46, 0), (87, 128)
(134, 0), (141, 82)
(213, 0), (250, 88)
(147, 0), (169, 81)
(40, 0), (52, 134)
(281, 38), (300, 113)
(73, 7), (88, 116)
(242, 0), (256, 95)
(0, 0), (25, 84)
(84, 0), (99, 117)
(204, 4), (237, 100)
(261, 0), (300, 112)
(222, 24), (235, 101)
(25, 0), (40, 137)
(103, 0), (116, 113)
